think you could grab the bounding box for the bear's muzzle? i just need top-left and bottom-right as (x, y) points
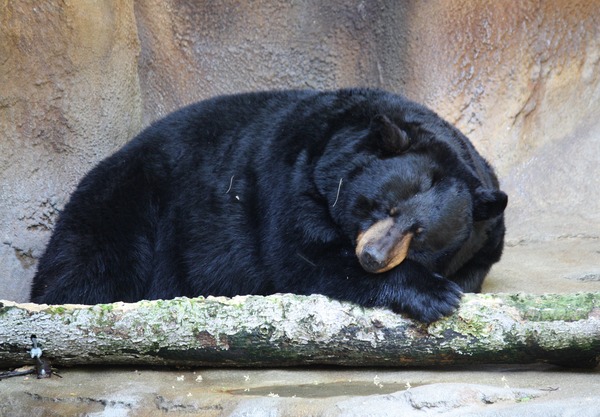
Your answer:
(356, 217), (414, 273)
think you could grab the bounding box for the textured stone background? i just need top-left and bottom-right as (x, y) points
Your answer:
(1, 0), (599, 302)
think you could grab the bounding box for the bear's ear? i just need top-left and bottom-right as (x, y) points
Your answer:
(369, 114), (411, 156)
(473, 187), (508, 221)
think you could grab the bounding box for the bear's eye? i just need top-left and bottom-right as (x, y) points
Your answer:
(413, 226), (425, 241)
(353, 196), (379, 219)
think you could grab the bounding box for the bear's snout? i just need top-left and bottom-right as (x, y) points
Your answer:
(359, 245), (388, 272)
(356, 218), (414, 273)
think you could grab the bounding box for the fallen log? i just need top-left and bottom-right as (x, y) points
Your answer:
(1, 293), (599, 369)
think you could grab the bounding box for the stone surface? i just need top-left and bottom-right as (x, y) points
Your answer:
(0, 0), (142, 301)
(484, 239), (600, 294)
(1, 364), (599, 416)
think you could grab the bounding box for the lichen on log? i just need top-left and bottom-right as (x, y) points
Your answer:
(1, 293), (599, 368)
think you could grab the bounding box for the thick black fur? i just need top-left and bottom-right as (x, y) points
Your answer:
(31, 89), (507, 323)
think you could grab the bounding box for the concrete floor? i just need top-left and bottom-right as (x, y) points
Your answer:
(484, 238), (600, 294)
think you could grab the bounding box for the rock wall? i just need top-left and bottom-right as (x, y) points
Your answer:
(0, 1), (142, 301)
(1, 0), (599, 301)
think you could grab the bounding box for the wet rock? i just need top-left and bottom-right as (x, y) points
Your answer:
(333, 383), (544, 416)
(2, 366), (599, 416)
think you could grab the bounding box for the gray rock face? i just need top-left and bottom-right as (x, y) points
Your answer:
(1, 2), (599, 305)
(0, 1), (142, 302)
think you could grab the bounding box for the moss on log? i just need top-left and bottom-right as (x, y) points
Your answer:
(1, 293), (599, 368)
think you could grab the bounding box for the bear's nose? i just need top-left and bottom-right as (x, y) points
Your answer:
(360, 245), (387, 273)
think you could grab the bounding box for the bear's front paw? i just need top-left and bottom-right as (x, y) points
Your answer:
(393, 274), (463, 324)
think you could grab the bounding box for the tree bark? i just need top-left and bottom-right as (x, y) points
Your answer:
(1, 293), (599, 369)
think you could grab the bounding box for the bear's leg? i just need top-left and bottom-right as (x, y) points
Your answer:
(449, 222), (505, 292)
(448, 260), (491, 293)
(305, 260), (463, 323)
(30, 156), (164, 305)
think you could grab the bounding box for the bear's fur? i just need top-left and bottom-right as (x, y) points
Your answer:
(30, 89), (507, 323)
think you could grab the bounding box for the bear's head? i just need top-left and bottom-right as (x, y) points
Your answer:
(316, 114), (507, 275)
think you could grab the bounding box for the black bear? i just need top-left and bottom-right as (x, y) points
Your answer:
(30, 88), (507, 323)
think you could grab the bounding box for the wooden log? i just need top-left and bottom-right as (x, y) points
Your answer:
(1, 293), (599, 369)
